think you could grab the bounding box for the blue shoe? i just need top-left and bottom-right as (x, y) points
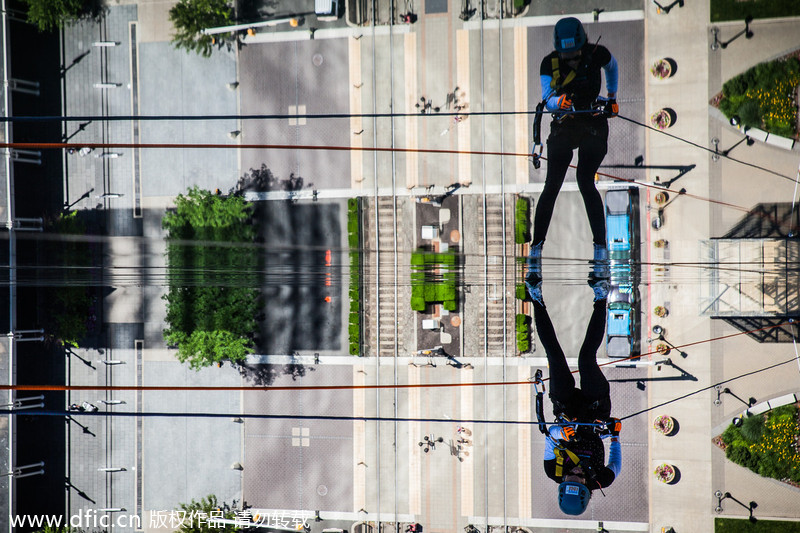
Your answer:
(588, 277), (610, 302)
(527, 242), (543, 278)
(592, 243), (609, 279)
(525, 278), (544, 306)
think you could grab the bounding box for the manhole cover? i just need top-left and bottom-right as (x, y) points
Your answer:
(317, 484), (328, 496)
(312, 54), (324, 67)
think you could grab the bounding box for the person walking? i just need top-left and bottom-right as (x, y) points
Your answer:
(527, 17), (619, 303)
(533, 287), (621, 516)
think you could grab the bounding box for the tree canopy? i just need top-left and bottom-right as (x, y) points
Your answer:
(21, 0), (103, 32)
(162, 188), (260, 369)
(169, 0), (234, 57)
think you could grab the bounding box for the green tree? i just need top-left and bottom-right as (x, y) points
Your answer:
(22, 0), (84, 32)
(162, 188), (259, 369)
(178, 495), (239, 533)
(169, 0), (234, 57)
(166, 330), (253, 370)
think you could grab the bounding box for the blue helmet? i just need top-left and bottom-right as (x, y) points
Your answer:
(553, 17), (586, 54)
(558, 481), (591, 515)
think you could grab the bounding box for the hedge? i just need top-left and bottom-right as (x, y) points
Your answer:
(410, 249), (460, 312)
(515, 197), (531, 244)
(516, 313), (532, 353)
(348, 199), (361, 355)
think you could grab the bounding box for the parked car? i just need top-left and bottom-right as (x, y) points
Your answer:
(604, 187), (641, 359)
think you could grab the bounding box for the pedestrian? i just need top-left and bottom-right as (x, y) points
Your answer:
(534, 284), (621, 516)
(526, 17), (619, 303)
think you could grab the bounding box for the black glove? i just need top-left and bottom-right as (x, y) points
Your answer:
(604, 97), (618, 117)
(606, 418), (621, 437)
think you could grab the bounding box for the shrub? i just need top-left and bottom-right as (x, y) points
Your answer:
(719, 57), (800, 137)
(515, 197), (531, 244)
(737, 100), (761, 129)
(516, 283), (527, 301)
(348, 200), (361, 355)
(721, 423), (742, 446)
(409, 249), (460, 311)
(720, 404), (800, 483)
(740, 414), (765, 443)
(516, 313), (532, 353)
(411, 296), (427, 312)
(726, 444), (758, 471)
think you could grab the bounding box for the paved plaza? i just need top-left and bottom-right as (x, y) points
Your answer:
(8, 1), (800, 532)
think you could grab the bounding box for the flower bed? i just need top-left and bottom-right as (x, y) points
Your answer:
(716, 54), (800, 138)
(716, 404), (800, 485)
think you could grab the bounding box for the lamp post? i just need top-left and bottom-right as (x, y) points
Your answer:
(711, 15), (754, 51)
(715, 491), (757, 522)
(711, 136), (754, 161)
(713, 385), (756, 407)
(648, 334), (688, 358)
(653, 0), (684, 14)
(650, 188), (686, 230)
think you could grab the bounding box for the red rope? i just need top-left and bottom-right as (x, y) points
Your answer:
(2, 321), (791, 393)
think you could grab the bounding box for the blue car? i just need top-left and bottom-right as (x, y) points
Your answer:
(604, 188), (640, 359)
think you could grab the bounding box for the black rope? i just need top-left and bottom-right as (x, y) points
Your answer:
(619, 354), (799, 421)
(616, 114), (796, 183)
(7, 355), (798, 425)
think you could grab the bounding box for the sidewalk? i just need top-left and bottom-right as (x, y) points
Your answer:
(646, 3), (800, 531)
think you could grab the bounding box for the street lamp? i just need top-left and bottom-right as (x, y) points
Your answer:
(650, 188), (686, 230)
(713, 385), (756, 407)
(711, 136), (754, 161)
(711, 15), (754, 51)
(653, 0), (684, 14)
(648, 333), (688, 358)
(715, 491), (757, 522)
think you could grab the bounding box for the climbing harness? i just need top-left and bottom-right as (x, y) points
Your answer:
(549, 56), (577, 94)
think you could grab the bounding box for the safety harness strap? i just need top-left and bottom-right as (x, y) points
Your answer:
(550, 57), (576, 94)
(554, 446), (582, 478)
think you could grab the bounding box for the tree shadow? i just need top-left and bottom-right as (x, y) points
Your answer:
(236, 362), (315, 386)
(234, 164), (313, 196)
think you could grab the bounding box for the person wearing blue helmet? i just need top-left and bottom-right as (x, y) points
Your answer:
(527, 17), (619, 303)
(534, 288), (621, 515)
